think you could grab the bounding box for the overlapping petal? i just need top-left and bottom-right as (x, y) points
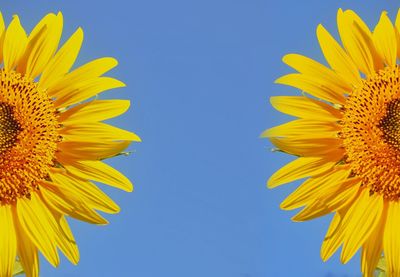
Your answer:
(267, 8), (400, 276)
(0, 11), (139, 277)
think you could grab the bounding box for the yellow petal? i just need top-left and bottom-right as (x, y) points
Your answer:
(58, 99), (130, 124)
(16, 193), (60, 267)
(383, 200), (400, 275)
(60, 122), (141, 142)
(26, 13), (56, 38)
(268, 154), (342, 188)
(50, 170), (119, 213)
(61, 159), (133, 192)
(282, 53), (351, 91)
(13, 207), (39, 277)
(340, 190), (383, 263)
(56, 215), (79, 264)
(316, 24), (361, 87)
(3, 16), (28, 71)
(395, 9), (400, 58)
(39, 28), (83, 90)
(17, 24), (47, 76)
(19, 12), (63, 79)
(373, 12), (397, 67)
(48, 57), (118, 95)
(337, 9), (383, 75)
(54, 77), (125, 108)
(40, 183), (108, 225)
(292, 178), (360, 222)
(0, 12), (6, 63)
(280, 167), (351, 210)
(0, 205), (17, 277)
(321, 211), (346, 261)
(361, 203), (387, 277)
(276, 73), (346, 104)
(261, 119), (339, 139)
(270, 96), (342, 121)
(269, 137), (343, 157)
(36, 194), (80, 264)
(57, 140), (132, 160)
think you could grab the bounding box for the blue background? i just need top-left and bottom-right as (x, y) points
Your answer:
(1, 0), (399, 276)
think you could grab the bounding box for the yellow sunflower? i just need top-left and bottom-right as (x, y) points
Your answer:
(264, 9), (400, 277)
(0, 12), (140, 277)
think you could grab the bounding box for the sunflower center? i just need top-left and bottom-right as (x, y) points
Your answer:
(0, 70), (59, 205)
(0, 103), (21, 153)
(342, 66), (400, 200)
(379, 99), (400, 149)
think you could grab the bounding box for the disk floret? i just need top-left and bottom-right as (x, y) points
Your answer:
(0, 69), (59, 204)
(0, 103), (21, 154)
(342, 66), (400, 200)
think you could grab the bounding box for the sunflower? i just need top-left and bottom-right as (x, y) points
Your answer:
(0, 12), (140, 277)
(263, 9), (400, 276)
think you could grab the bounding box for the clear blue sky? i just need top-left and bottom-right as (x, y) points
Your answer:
(2, 0), (399, 276)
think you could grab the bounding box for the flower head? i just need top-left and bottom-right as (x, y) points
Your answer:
(265, 9), (400, 276)
(0, 12), (140, 276)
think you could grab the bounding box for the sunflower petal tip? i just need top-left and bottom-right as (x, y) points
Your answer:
(274, 76), (285, 85)
(259, 129), (269, 138)
(320, 253), (329, 262)
(291, 214), (301, 222)
(279, 201), (289, 210)
(11, 15), (20, 22)
(316, 24), (326, 36)
(113, 204), (121, 213)
(267, 178), (276, 189)
(281, 53), (296, 64)
(71, 259), (79, 266)
(340, 253), (349, 265)
(109, 57), (119, 66)
(127, 184), (134, 192)
(111, 79), (126, 89)
(269, 96), (278, 105)
(76, 27), (84, 35)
